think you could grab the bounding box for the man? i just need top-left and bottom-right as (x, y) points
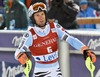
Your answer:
(0, 0), (29, 30)
(14, 2), (96, 77)
(0, 0), (4, 7)
(77, 0), (99, 29)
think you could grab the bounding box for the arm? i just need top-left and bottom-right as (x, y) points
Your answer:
(15, 31), (33, 76)
(54, 23), (85, 50)
(15, 31), (33, 64)
(54, 23), (96, 62)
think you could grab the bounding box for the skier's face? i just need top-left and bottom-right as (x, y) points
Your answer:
(34, 11), (46, 27)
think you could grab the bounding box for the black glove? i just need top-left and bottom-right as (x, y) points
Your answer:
(83, 49), (96, 63)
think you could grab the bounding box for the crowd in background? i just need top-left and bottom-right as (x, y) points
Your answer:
(0, 0), (100, 30)
(77, 0), (99, 29)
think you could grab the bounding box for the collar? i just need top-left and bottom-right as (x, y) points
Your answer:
(34, 23), (49, 33)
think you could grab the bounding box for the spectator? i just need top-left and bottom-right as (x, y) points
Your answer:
(47, 0), (80, 29)
(25, 0), (32, 8)
(0, 0), (29, 30)
(20, 0), (25, 3)
(0, 0), (4, 7)
(77, 0), (99, 29)
(0, 0), (4, 27)
(0, 0), (4, 15)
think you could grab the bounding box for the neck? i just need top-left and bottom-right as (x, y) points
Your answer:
(39, 26), (46, 29)
(36, 22), (47, 29)
(35, 24), (46, 29)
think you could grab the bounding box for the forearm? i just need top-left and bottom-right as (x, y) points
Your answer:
(67, 36), (85, 50)
(15, 31), (32, 60)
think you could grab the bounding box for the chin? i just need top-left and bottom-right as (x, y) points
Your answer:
(38, 23), (46, 27)
(40, 22), (46, 26)
(40, 25), (45, 27)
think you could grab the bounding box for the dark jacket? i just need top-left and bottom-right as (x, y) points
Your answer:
(0, 0), (4, 7)
(47, 0), (79, 29)
(0, 0), (29, 30)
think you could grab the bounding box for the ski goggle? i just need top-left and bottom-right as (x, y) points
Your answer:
(33, 2), (46, 11)
(28, 2), (46, 17)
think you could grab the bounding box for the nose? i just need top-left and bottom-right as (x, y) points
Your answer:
(39, 15), (44, 20)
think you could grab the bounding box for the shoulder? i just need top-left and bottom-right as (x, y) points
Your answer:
(49, 22), (65, 31)
(53, 22), (62, 29)
(28, 27), (34, 32)
(48, 22), (61, 29)
(87, 7), (95, 11)
(23, 30), (32, 39)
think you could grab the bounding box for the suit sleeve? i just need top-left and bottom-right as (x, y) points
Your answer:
(54, 23), (85, 50)
(14, 31), (33, 60)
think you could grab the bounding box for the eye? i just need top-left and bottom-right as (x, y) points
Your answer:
(41, 12), (45, 16)
(36, 14), (39, 17)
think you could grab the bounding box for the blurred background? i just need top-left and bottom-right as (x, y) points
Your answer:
(0, 0), (100, 77)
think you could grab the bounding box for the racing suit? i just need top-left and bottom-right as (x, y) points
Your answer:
(15, 22), (85, 77)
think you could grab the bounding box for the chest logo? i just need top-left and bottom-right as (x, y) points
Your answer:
(33, 34), (37, 40)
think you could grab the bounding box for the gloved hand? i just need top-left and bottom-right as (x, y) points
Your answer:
(17, 52), (32, 77)
(83, 49), (96, 63)
(17, 52), (29, 65)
